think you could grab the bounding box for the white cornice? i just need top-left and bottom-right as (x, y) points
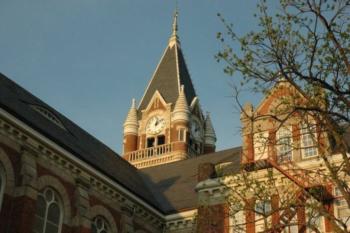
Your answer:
(165, 209), (197, 221)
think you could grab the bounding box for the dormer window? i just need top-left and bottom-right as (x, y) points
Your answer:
(30, 105), (66, 130)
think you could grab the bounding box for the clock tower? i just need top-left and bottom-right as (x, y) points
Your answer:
(122, 11), (216, 168)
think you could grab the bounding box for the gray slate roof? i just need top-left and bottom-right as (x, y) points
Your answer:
(0, 73), (159, 208)
(0, 73), (241, 215)
(138, 44), (196, 110)
(139, 147), (242, 214)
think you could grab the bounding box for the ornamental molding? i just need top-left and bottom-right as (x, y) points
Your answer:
(0, 108), (164, 228)
(0, 147), (15, 194)
(164, 209), (197, 231)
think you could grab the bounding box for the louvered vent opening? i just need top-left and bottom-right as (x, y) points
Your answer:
(30, 105), (66, 130)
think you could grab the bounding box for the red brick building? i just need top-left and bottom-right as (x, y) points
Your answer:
(0, 12), (348, 233)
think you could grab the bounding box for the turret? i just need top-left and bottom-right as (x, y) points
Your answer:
(172, 85), (190, 122)
(204, 112), (216, 154)
(171, 85), (190, 155)
(123, 99), (139, 154)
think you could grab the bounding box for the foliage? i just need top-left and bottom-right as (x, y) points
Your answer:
(216, 0), (350, 232)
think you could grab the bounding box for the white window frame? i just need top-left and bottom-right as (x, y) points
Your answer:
(255, 200), (272, 232)
(306, 202), (325, 233)
(281, 215), (298, 233)
(334, 187), (350, 230)
(0, 166), (5, 211)
(335, 199), (350, 230)
(301, 124), (318, 159)
(33, 187), (63, 233)
(229, 210), (246, 233)
(276, 126), (293, 163)
(254, 131), (269, 160)
(178, 128), (187, 142)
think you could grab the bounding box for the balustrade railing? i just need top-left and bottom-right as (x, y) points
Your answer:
(126, 143), (173, 162)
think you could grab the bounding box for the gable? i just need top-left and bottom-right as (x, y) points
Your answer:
(255, 81), (307, 116)
(143, 90), (168, 113)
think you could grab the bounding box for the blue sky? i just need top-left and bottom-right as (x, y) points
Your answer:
(0, 0), (274, 154)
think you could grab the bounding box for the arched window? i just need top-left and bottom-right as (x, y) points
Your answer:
(33, 187), (62, 233)
(91, 216), (111, 233)
(0, 166), (5, 211)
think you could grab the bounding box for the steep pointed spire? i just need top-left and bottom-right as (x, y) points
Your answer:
(124, 98), (138, 135)
(169, 6), (180, 48)
(138, 10), (196, 111)
(204, 112), (216, 145)
(172, 85), (190, 122)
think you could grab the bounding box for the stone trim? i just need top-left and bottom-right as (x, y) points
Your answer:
(0, 147), (15, 195)
(0, 110), (164, 223)
(36, 175), (72, 225)
(88, 205), (119, 233)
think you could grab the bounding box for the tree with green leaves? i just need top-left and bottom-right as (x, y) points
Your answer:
(216, 0), (350, 232)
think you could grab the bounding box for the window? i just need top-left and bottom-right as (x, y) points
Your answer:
(277, 127), (292, 162)
(301, 124), (318, 158)
(229, 208), (246, 233)
(33, 188), (62, 233)
(157, 135), (165, 145)
(255, 200), (271, 216)
(146, 137), (155, 148)
(254, 131), (269, 160)
(306, 208), (324, 233)
(91, 216), (110, 233)
(282, 216), (298, 233)
(178, 128), (186, 142)
(333, 187), (350, 230)
(146, 135), (166, 148)
(335, 198), (350, 230)
(255, 200), (272, 232)
(0, 167), (4, 211)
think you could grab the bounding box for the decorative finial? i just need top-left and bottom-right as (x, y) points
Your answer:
(172, 5), (178, 37)
(169, 5), (180, 48)
(131, 98), (136, 108)
(180, 84), (184, 92)
(124, 98), (139, 135)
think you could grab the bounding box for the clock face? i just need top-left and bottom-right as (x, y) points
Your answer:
(190, 119), (202, 139)
(146, 115), (165, 135)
